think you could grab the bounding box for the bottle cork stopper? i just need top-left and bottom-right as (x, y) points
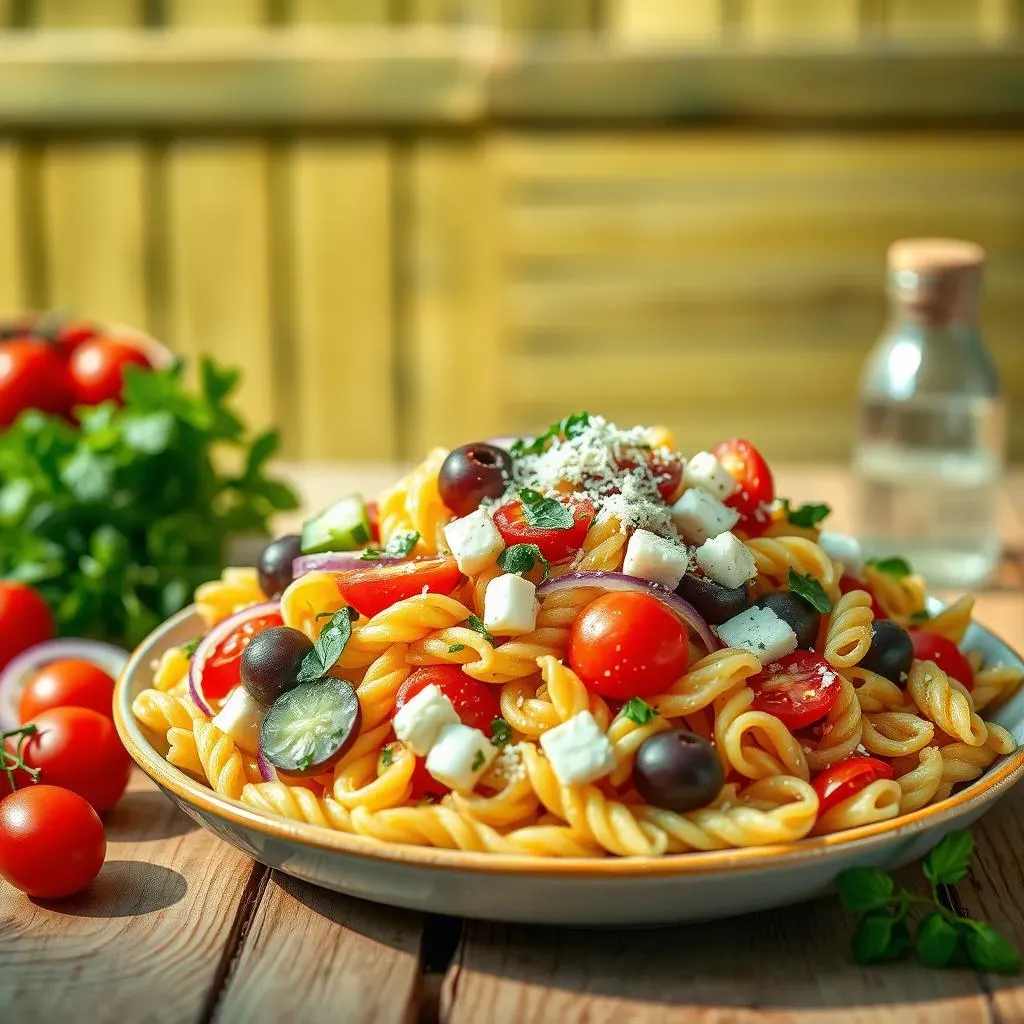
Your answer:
(886, 238), (984, 325)
(887, 238), (985, 273)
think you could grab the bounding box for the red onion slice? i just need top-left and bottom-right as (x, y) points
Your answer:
(256, 745), (279, 783)
(536, 571), (719, 653)
(189, 601), (281, 717)
(292, 552), (402, 577)
(0, 638), (129, 731)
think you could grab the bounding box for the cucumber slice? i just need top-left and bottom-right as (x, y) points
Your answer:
(300, 494), (372, 554)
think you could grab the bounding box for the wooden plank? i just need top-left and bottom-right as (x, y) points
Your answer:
(0, 142), (26, 314)
(739, 0), (862, 42)
(604, 0), (725, 43)
(214, 872), (424, 1024)
(0, 772), (257, 1024)
(887, 0), (991, 39)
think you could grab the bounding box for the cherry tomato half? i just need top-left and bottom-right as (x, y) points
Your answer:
(0, 582), (54, 672)
(12, 706), (132, 814)
(338, 557), (463, 619)
(492, 496), (595, 564)
(19, 658), (115, 723)
(750, 651), (843, 730)
(0, 339), (72, 426)
(569, 591), (690, 700)
(712, 438), (775, 535)
(0, 785), (106, 899)
(395, 665), (500, 733)
(69, 337), (151, 407)
(910, 629), (974, 689)
(813, 756), (894, 818)
(201, 612), (284, 701)
(839, 573), (886, 620)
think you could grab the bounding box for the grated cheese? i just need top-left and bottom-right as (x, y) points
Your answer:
(493, 742), (526, 783)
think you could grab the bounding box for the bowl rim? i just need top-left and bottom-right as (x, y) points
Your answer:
(114, 604), (1024, 880)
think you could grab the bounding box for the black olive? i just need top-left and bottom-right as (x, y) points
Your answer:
(633, 730), (724, 812)
(675, 573), (749, 625)
(260, 676), (362, 777)
(859, 619), (914, 684)
(438, 443), (513, 517)
(241, 626), (313, 707)
(754, 591), (821, 650)
(258, 533), (303, 599)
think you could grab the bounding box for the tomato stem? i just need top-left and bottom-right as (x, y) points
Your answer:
(1, 724), (41, 792)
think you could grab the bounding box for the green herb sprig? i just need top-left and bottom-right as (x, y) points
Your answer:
(463, 614), (495, 645)
(297, 606), (355, 682)
(837, 830), (1020, 973)
(491, 718), (513, 747)
(781, 500), (832, 529)
(510, 411), (590, 458)
(360, 530), (419, 560)
(497, 542), (550, 581)
(518, 489), (574, 531)
(866, 556), (913, 580)
(623, 697), (657, 725)
(788, 568), (832, 614)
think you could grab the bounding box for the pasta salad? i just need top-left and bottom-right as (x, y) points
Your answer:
(132, 414), (1022, 858)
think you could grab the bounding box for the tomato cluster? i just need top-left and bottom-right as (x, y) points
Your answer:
(0, 315), (152, 428)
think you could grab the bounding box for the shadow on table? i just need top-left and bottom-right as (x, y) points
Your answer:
(105, 789), (197, 842)
(33, 861), (188, 919)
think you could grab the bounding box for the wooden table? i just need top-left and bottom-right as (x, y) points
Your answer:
(4, 466), (1024, 1024)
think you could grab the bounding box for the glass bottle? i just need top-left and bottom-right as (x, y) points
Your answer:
(854, 238), (1005, 588)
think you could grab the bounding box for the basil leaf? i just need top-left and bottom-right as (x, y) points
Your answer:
(518, 489), (574, 531)
(866, 556), (913, 579)
(623, 697), (656, 725)
(297, 607), (354, 682)
(963, 921), (1022, 974)
(509, 411), (590, 458)
(915, 913), (960, 968)
(491, 717), (512, 747)
(360, 530), (419, 560)
(923, 830), (974, 886)
(785, 501), (831, 529)
(463, 614), (495, 645)
(852, 912), (910, 965)
(835, 868), (896, 913)
(497, 542), (550, 580)
(787, 568), (832, 614)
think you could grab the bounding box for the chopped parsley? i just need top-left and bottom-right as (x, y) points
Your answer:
(491, 717), (513, 747)
(360, 530), (419, 560)
(518, 488), (574, 530)
(463, 614), (495, 645)
(788, 568), (832, 614)
(510, 411), (590, 457)
(497, 542), (550, 581)
(380, 745), (394, 768)
(182, 637), (202, 659)
(782, 500), (832, 529)
(866, 556), (913, 580)
(623, 697), (656, 725)
(297, 606), (354, 682)
(448, 643), (466, 653)
(471, 749), (486, 772)
(910, 609), (932, 623)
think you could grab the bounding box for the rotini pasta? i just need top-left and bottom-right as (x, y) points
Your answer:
(822, 590), (874, 669)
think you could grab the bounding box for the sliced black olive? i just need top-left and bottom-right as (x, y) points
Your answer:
(438, 443), (513, 516)
(754, 591), (821, 650)
(258, 533), (303, 599)
(633, 730), (724, 812)
(675, 572), (749, 625)
(241, 626), (313, 707)
(260, 676), (362, 777)
(859, 619), (914, 684)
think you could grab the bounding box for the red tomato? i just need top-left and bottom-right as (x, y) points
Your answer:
(750, 651), (842, 729)
(201, 612), (283, 701)
(0, 786), (106, 899)
(11, 707), (132, 814)
(712, 438), (775, 534)
(68, 337), (151, 407)
(0, 339), (72, 425)
(839, 573), (886, 620)
(568, 591), (690, 700)
(337, 557), (463, 619)
(54, 318), (99, 356)
(366, 501), (381, 543)
(492, 496), (595, 564)
(19, 658), (115, 723)
(408, 757), (447, 801)
(395, 665), (500, 732)
(910, 630), (974, 689)
(0, 582), (54, 672)
(813, 756), (894, 817)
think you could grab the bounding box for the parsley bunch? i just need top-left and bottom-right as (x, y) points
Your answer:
(837, 830), (1020, 972)
(0, 358), (297, 646)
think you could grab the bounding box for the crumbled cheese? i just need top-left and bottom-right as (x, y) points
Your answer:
(623, 529), (689, 590)
(818, 532), (863, 574)
(693, 532), (757, 589)
(539, 710), (616, 786)
(483, 573), (539, 635)
(717, 605), (798, 663)
(444, 507), (505, 575)
(492, 742), (526, 783)
(671, 488), (740, 544)
(682, 451), (736, 500)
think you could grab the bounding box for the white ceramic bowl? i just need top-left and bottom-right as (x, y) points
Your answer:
(114, 606), (1024, 927)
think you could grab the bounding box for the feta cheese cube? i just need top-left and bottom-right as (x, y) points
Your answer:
(622, 528), (689, 590)
(717, 605), (797, 663)
(392, 683), (459, 756)
(211, 686), (266, 755)
(483, 573), (538, 636)
(539, 710), (616, 786)
(683, 451), (736, 500)
(693, 531), (757, 590)
(670, 487), (740, 544)
(443, 507), (505, 575)
(426, 723), (498, 792)
(818, 531), (863, 574)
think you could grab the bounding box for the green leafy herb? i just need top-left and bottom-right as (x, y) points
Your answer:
(788, 568), (832, 614)
(463, 614), (495, 645)
(182, 637), (202, 659)
(623, 697), (657, 725)
(836, 829), (1021, 974)
(491, 717), (512, 747)
(297, 606), (353, 683)
(380, 745), (394, 768)
(866, 556), (913, 579)
(0, 358), (297, 646)
(518, 489), (574, 531)
(782, 500), (832, 529)
(910, 609), (932, 623)
(471, 749), (486, 772)
(360, 530), (420, 560)
(448, 643), (466, 653)
(497, 542), (550, 581)
(510, 411), (591, 457)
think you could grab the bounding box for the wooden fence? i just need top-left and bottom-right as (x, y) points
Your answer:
(1, 1), (1023, 463)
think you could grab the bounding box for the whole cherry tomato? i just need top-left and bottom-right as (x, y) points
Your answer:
(0, 582), (53, 672)
(492, 496), (595, 564)
(0, 339), (72, 425)
(813, 756), (894, 817)
(910, 629), (974, 689)
(749, 651), (842, 730)
(712, 438), (775, 536)
(338, 557), (463, 619)
(0, 785), (106, 899)
(569, 591), (690, 700)
(19, 658), (116, 723)
(395, 665), (500, 732)
(68, 337), (151, 407)
(201, 612), (284, 701)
